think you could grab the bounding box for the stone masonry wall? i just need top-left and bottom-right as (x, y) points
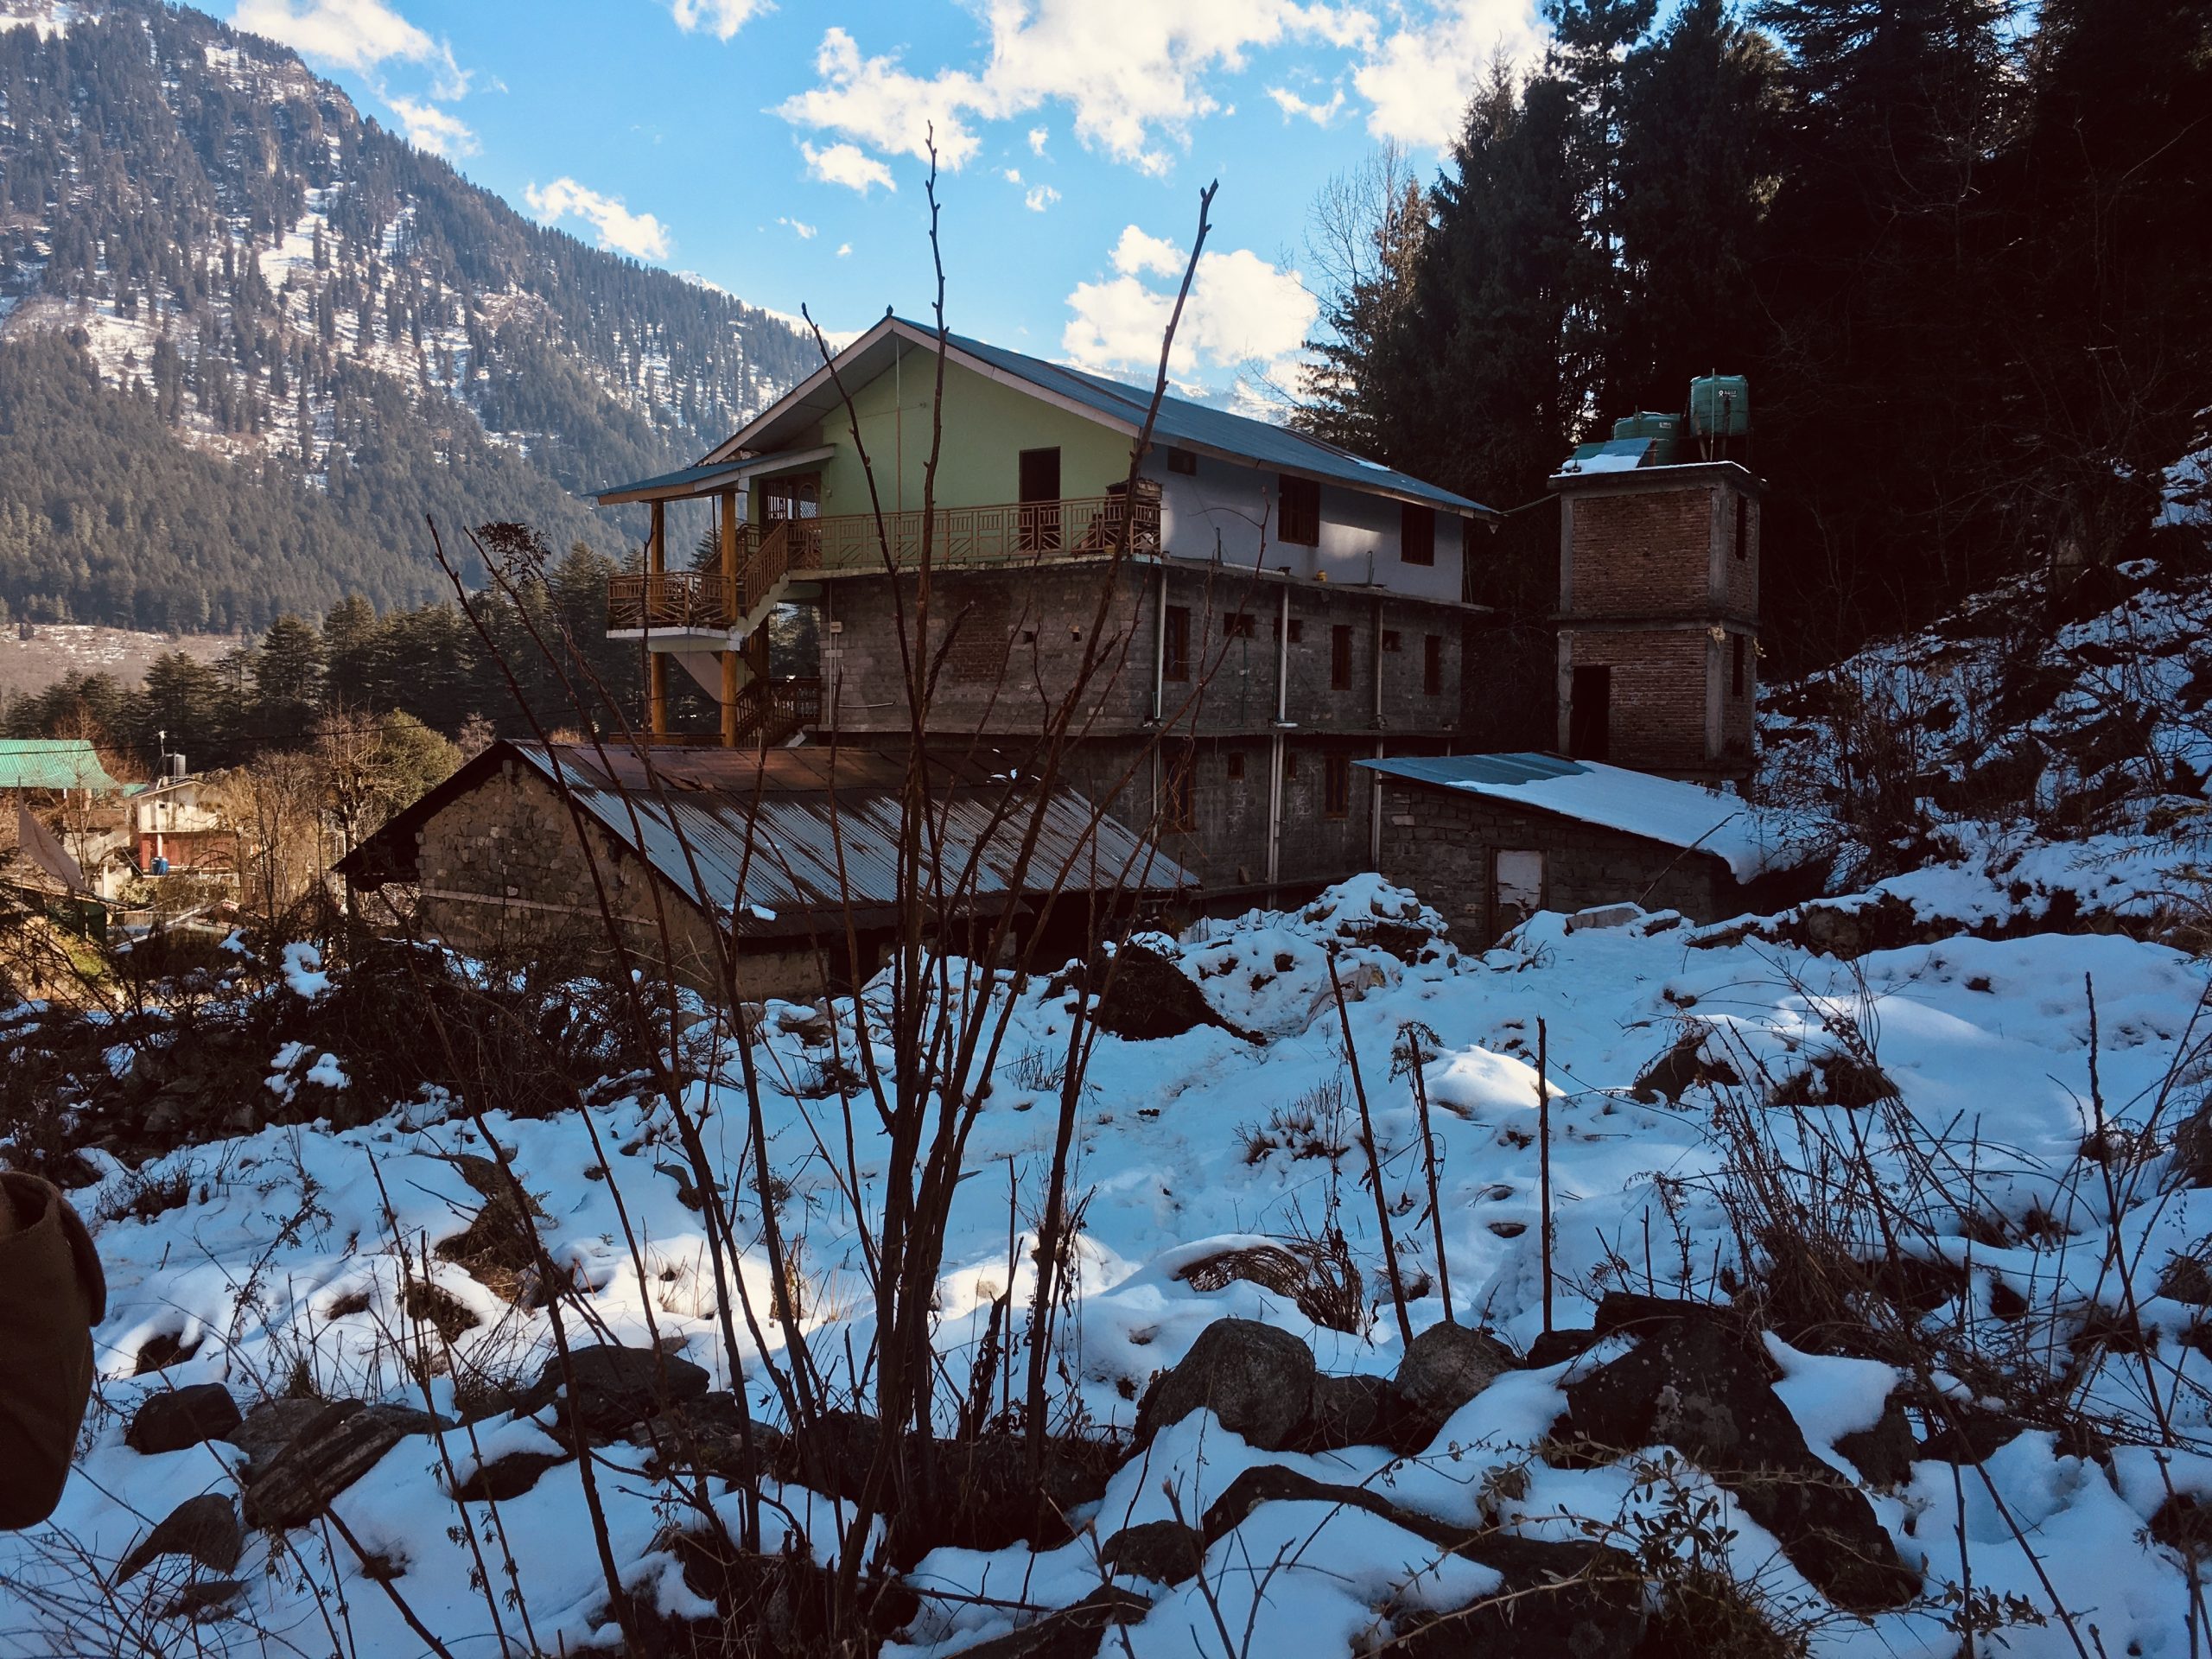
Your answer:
(1560, 626), (1715, 775)
(1569, 487), (1717, 617)
(1375, 780), (1737, 950)
(412, 760), (830, 1003)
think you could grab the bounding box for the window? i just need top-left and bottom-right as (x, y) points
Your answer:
(1568, 664), (1611, 760)
(1734, 492), (1751, 561)
(1285, 752), (1300, 782)
(1019, 447), (1062, 551)
(764, 472), (821, 521)
(1164, 743), (1197, 831)
(1423, 634), (1443, 696)
(1163, 605), (1191, 682)
(1324, 753), (1351, 819)
(1401, 503), (1436, 566)
(1223, 611), (1256, 639)
(1330, 624), (1353, 690)
(1274, 615), (1303, 642)
(1382, 629), (1402, 653)
(1731, 632), (1746, 697)
(1167, 447), (1198, 475)
(1227, 751), (1246, 782)
(1280, 474), (1320, 546)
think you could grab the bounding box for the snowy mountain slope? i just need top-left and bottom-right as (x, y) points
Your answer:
(0, 0), (817, 627)
(4, 876), (2210, 1656)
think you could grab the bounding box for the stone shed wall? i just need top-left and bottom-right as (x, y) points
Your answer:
(1375, 779), (1742, 950)
(410, 760), (831, 1003)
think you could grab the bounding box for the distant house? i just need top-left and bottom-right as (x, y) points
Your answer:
(1360, 753), (1824, 949)
(339, 739), (1188, 1001)
(124, 773), (228, 878)
(0, 739), (118, 795)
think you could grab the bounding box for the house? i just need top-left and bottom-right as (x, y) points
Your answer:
(1359, 753), (1823, 949)
(124, 770), (229, 878)
(338, 739), (1188, 1001)
(591, 314), (1501, 900)
(0, 738), (118, 795)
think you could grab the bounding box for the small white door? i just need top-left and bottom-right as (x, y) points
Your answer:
(1494, 849), (1545, 933)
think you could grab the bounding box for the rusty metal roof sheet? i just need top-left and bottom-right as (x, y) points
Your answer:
(351, 741), (1188, 938)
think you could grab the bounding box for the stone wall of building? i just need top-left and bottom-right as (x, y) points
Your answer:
(410, 760), (832, 1002)
(1374, 779), (1739, 950)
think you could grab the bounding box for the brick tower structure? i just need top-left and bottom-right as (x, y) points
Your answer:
(1549, 435), (1762, 787)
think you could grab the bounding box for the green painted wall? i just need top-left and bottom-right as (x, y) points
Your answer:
(760, 351), (1131, 521)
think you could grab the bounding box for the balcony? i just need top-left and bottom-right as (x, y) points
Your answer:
(607, 487), (1161, 634)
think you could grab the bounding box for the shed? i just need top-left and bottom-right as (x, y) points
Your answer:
(1359, 753), (1825, 947)
(340, 741), (1190, 1001)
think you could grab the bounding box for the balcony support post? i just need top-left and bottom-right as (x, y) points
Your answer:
(720, 490), (741, 747)
(647, 500), (667, 738)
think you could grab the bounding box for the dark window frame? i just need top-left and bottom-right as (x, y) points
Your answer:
(1423, 633), (1443, 696)
(1323, 753), (1351, 820)
(1167, 447), (1198, 475)
(1223, 611), (1256, 639)
(1163, 605), (1192, 683)
(1279, 474), (1321, 546)
(1400, 503), (1436, 566)
(1330, 624), (1353, 690)
(1164, 742), (1198, 832)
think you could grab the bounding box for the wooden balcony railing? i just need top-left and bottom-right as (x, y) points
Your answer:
(607, 488), (1161, 632)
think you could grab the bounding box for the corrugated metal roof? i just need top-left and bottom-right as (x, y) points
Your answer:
(596, 445), (837, 505)
(0, 739), (119, 792)
(352, 741), (1188, 937)
(1359, 752), (1820, 881)
(915, 320), (1494, 517)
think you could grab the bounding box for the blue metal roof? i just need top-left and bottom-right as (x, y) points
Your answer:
(594, 458), (754, 505)
(1363, 753), (1590, 789)
(907, 319), (1497, 518)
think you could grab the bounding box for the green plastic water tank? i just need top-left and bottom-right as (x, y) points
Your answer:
(1688, 375), (1751, 438)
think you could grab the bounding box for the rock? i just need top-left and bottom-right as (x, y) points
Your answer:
(1099, 1520), (1204, 1586)
(450, 1450), (569, 1503)
(1088, 944), (1257, 1044)
(1630, 1027), (1739, 1104)
(229, 1398), (329, 1473)
(2152, 1494), (2212, 1559)
(160, 1579), (247, 1622)
(1135, 1319), (1317, 1451)
(1564, 1311), (1917, 1610)
(241, 1402), (445, 1529)
(124, 1384), (240, 1456)
(1916, 1404), (2024, 1466)
(1391, 1323), (1516, 1450)
(1302, 1372), (1400, 1452)
(1566, 903), (1643, 933)
(633, 1391), (784, 1484)
(1834, 1401), (1917, 1488)
(1198, 1465), (1645, 1654)
(950, 1585), (1154, 1659)
(1522, 1327), (1602, 1369)
(118, 1494), (242, 1581)
(2171, 1102), (2212, 1188)
(517, 1343), (712, 1439)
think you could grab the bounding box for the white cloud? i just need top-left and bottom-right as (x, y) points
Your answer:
(670, 0), (769, 41)
(232, 0), (467, 96)
(801, 139), (897, 194)
(779, 216), (818, 239)
(524, 178), (672, 261)
(1027, 126), (1050, 156)
(779, 3), (1381, 176)
(1065, 232), (1316, 385)
(1110, 226), (1185, 279)
(1001, 167), (1025, 184)
(836, 242), (853, 257)
(1354, 0), (1541, 149)
(385, 96), (475, 156)
(1024, 184), (1062, 212)
(1266, 84), (1345, 125)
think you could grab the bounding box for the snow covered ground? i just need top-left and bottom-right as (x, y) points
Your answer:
(4, 873), (2210, 1656)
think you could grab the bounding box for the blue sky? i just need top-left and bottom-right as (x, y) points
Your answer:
(228, 0), (1548, 401)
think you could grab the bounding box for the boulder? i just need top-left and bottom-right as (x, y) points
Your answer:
(229, 1397), (329, 1474)
(241, 1402), (445, 1529)
(1834, 1400), (1917, 1489)
(517, 1343), (711, 1439)
(1199, 1465), (1646, 1654)
(124, 1384), (240, 1456)
(1099, 1519), (1204, 1586)
(118, 1494), (242, 1581)
(633, 1391), (784, 1484)
(1391, 1323), (1516, 1450)
(1088, 945), (1257, 1044)
(1563, 1310), (1917, 1610)
(1302, 1371), (1400, 1452)
(1135, 1319), (1316, 1451)
(450, 1450), (569, 1503)
(950, 1585), (1154, 1659)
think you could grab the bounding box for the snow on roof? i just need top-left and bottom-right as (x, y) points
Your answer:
(1359, 752), (1821, 881)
